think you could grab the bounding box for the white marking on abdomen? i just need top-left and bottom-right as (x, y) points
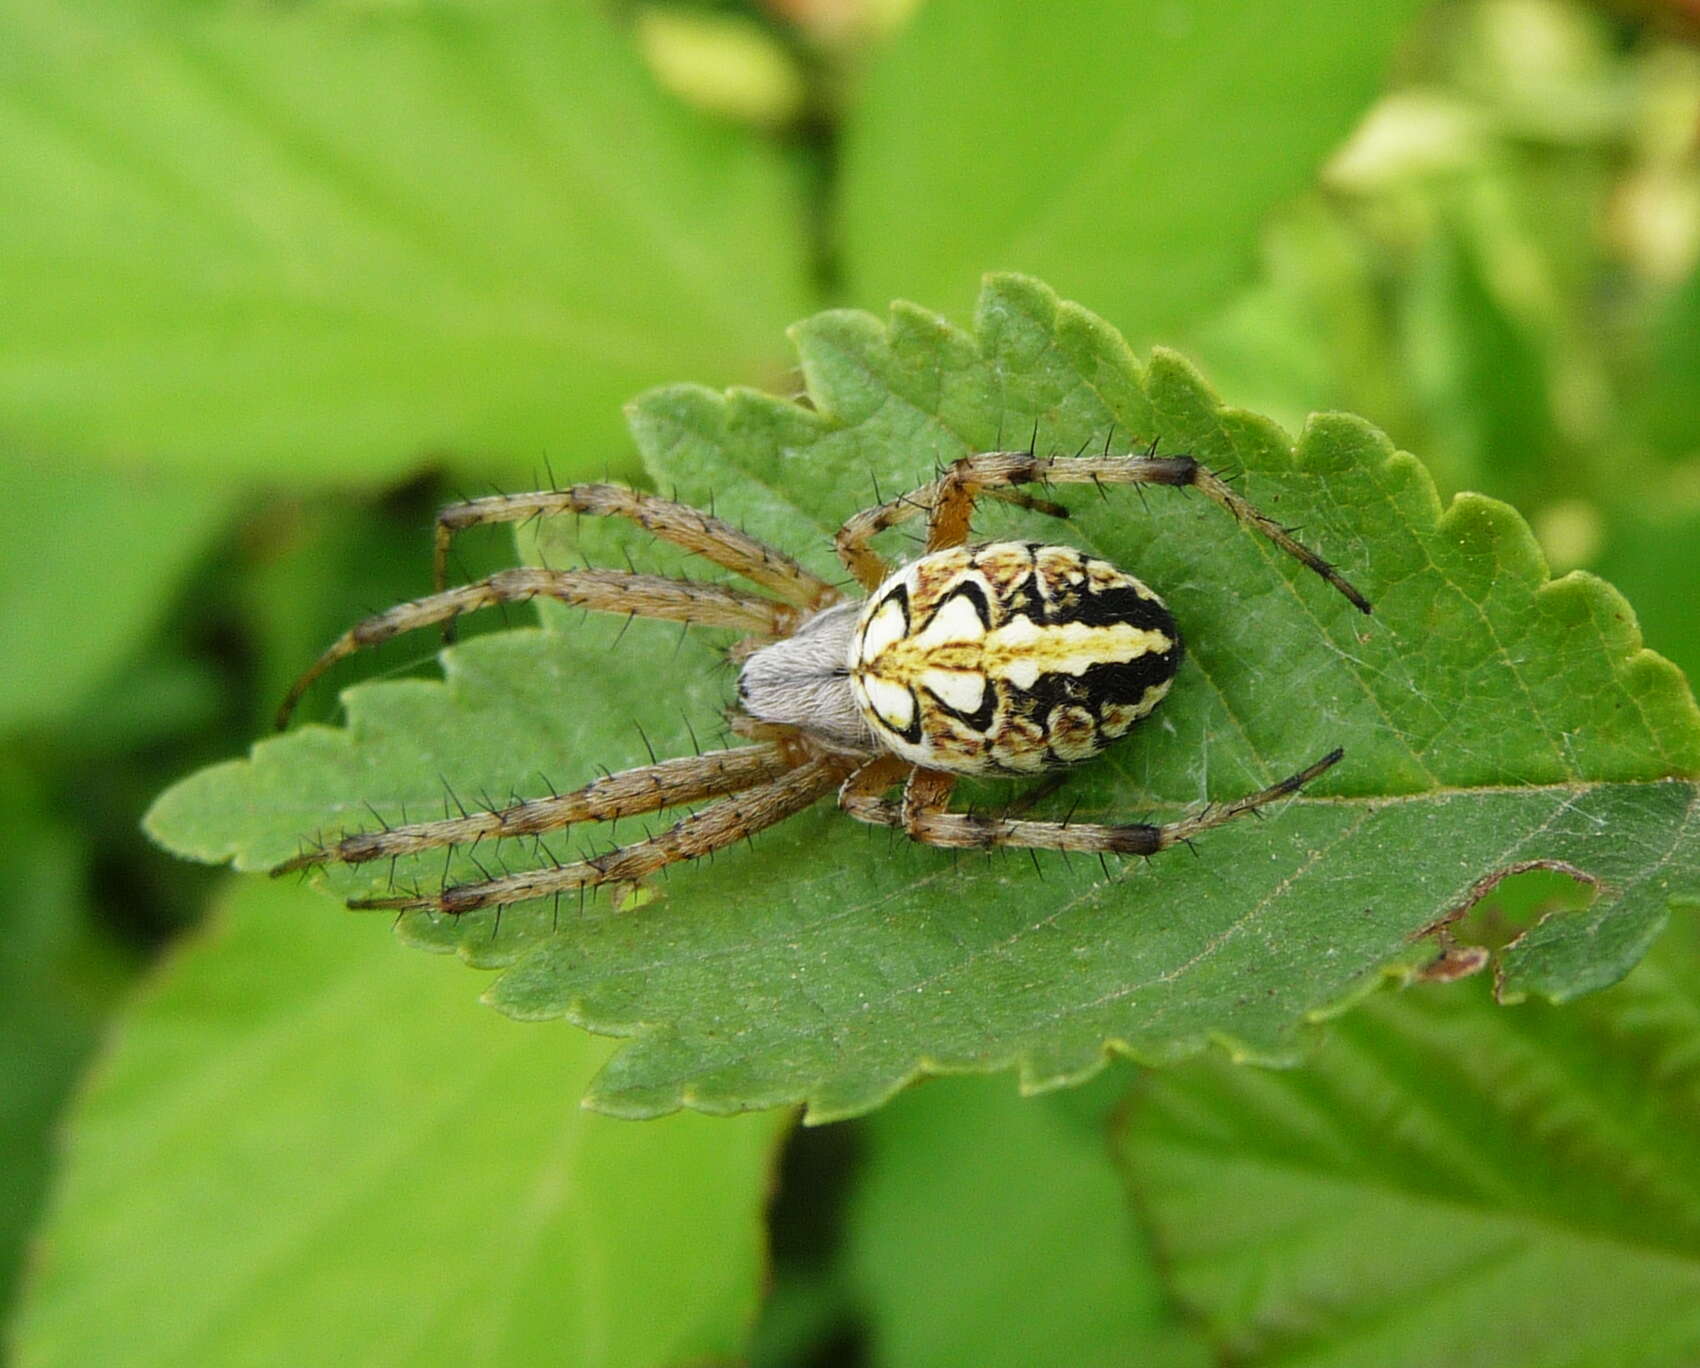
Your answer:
(911, 593), (985, 648)
(919, 668), (986, 715)
(859, 597), (908, 662)
(860, 675), (915, 732)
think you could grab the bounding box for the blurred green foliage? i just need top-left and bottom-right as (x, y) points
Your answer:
(4, 0), (1700, 1363)
(13, 878), (784, 1368)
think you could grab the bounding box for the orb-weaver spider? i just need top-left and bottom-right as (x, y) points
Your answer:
(274, 444), (1370, 916)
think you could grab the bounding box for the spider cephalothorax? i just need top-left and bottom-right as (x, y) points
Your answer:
(275, 445), (1369, 916)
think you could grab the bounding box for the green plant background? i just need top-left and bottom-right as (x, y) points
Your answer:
(6, 0), (1700, 1363)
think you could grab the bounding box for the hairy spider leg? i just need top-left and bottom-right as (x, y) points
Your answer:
(836, 753), (915, 813)
(977, 487), (1073, 520)
(277, 567), (805, 729)
(351, 756), (852, 913)
(840, 749), (1345, 855)
(270, 743), (799, 874)
(834, 449), (1372, 614)
(433, 484), (842, 647)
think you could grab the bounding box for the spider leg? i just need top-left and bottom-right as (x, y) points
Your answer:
(837, 753), (915, 817)
(929, 450), (1371, 613)
(434, 483), (841, 620)
(277, 568), (803, 728)
(842, 749), (1344, 856)
(832, 459), (1131, 589)
(981, 487), (1071, 520)
(835, 485), (937, 590)
(270, 744), (797, 874)
(350, 755), (850, 914)
(834, 449), (1370, 613)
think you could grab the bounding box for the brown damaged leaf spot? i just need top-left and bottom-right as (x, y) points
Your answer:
(1415, 939), (1493, 984)
(1412, 857), (1604, 984)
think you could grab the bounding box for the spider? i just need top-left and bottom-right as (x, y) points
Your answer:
(273, 443), (1371, 917)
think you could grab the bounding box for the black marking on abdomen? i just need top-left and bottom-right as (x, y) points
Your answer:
(891, 692), (925, 746)
(1066, 584), (1176, 635)
(877, 580), (912, 631)
(921, 677), (999, 734)
(919, 577), (992, 635)
(1004, 571), (1049, 624)
(1009, 646), (1178, 720)
(1083, 648), (1181, 709)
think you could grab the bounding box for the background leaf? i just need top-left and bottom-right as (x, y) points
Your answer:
(0, 459), (234, 731)
(1640, 253), (1700, 460)
(0, 761), (115, 1320)
(837, 0), (1424, 342)
(846, 1070), (1208, 1368)
(1116, 913), (1700, 1367)
(10, 875), (787, 1368)
(1599, 504), (1700, 690)
(0, 0), (809, 482)
(145, 274), (1700, 1123)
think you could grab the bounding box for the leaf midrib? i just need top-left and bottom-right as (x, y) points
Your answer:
(551, 779), (1695, 1104)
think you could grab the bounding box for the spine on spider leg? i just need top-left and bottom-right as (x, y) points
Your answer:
(274, 569), (799, 730)
(1151, 748), (1346, 851)
(269, 745), (797, 875)
(953, 447), (1371, 614)
(1185, 465), (1373, 615)
(435, 484), (842, 612)
(863, 750), (1344, 858)
(349, 758), (846, 915)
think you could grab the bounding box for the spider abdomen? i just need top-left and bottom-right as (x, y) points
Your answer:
(849, 541), (1182, 775)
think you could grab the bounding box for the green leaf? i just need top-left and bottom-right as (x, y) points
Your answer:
(1597, 503), (1700, 691)
(0, 0), (809, 482)
(838, 0), (1423, 341)
(1643, 259), (1700, 460)
(1116, 915), (1700, 1366)
(11, 876), (787, 1368)
(0, 457), (233, 731)
(1400, 223), (1555, 501)
(1187, 201), (1409, 446)
(0, 760), (112, 1318)
(146, 274), (1700, 1123)
(238, 485), (494, 736)
(846, 1071), (1208, 1368)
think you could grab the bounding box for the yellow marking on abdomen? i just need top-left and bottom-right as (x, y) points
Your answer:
(983, 617), (1173, 689)
(866, 614), (1172, 690)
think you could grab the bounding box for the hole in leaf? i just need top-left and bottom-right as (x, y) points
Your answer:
(1418, 864), (1598, 983)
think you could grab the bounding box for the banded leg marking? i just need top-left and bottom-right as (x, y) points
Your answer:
(277, 568), (804, 728)
(352, 756), (849, 913)
(834, 448), (1371, 614)
(271, 744), (797, 874)
(842, 750), (1345, 856)
(435, 483), (842, 618)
